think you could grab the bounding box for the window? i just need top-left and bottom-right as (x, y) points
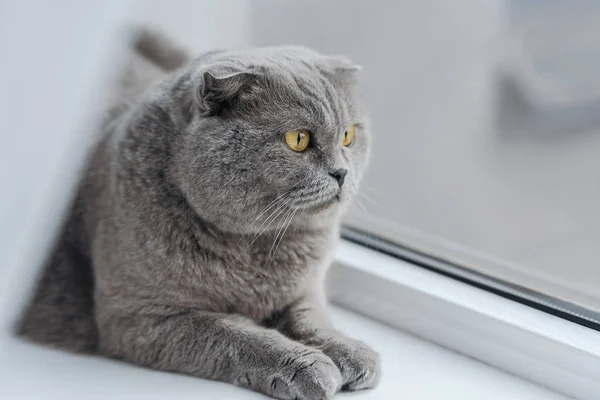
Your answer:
(252, 1), (600, 325)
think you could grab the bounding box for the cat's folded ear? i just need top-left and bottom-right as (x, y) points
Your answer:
(196, 64), (259, 116)
(325, 56), (362, 72)
(323, 56), (362, 87)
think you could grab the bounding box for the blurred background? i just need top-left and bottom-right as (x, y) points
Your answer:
(2, 0), (600, 336)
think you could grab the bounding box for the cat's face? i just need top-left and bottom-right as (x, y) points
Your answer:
(173, 47), (371, 234)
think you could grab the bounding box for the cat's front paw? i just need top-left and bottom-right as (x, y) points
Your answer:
(272, 349), (342, 400)
(322, 337), (381, 391)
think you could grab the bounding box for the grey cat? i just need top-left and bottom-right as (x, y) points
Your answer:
(19, 29), (379, 400)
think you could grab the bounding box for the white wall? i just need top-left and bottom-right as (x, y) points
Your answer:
(136, 0), (251, 53)
(0, 0), (252, 337)
(0, 0), (135, 336)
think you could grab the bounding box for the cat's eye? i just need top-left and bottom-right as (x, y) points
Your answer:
(285, 130), (310, 152)
(343, 124), (357, 147)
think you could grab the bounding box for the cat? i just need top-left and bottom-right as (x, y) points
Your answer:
(19, 28), (380, 400)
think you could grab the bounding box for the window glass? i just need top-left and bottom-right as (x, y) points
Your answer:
(252, 0), (600, 318)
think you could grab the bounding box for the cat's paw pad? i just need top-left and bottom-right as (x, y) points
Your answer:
(324, 338), (381, 391)
(273, 350), (342, 400)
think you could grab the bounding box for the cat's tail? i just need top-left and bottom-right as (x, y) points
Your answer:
(133, 26), (190, 72)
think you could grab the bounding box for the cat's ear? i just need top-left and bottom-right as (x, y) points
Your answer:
(196, 65), (259, 116)
(324, 56), (362, 84)
(325, 56), (362, 72)
(321, 56), (362, 91)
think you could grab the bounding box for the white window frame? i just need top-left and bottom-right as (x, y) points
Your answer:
(329, 239), (600, 400)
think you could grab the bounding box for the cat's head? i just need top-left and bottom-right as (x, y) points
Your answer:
(171, 46), (370, 234)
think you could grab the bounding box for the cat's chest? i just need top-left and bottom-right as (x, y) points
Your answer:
(191, 229), (335, 322)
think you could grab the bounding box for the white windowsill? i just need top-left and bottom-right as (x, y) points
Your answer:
(0, 305), (567, 400)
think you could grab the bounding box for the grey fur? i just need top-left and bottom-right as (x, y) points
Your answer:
(19, 31), (379, 399)
(134, 26), (190, 72)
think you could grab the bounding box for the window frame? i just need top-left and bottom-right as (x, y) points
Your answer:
(329, 237), (600, 400)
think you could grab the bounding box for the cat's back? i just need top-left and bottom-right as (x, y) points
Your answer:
(17, 29), (190, 353)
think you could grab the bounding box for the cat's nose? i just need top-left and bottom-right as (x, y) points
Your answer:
(329, 168), (348, 187)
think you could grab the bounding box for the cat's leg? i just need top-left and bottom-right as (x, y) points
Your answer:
(96, 310), (342, 400)
(274, 298), (381, 391)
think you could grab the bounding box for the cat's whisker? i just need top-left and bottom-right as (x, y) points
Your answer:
(354, 198), (369, 213)
(249, 202), (289, 246)
(353, 205), (378, 219)
(357, 191), (382, 209)
(353, 195), (383, 219)
(225, 198), (291, 272)
(265, 208), (291, 263)
(276, 209), (296, 251)
(362, 186), (379, 195)
(265, 208), (297, 273)
(237, 191), (291, 246)
(268, 207), (295, 258)
(358, 190), (376, 202)
(352, 193), (383, 219)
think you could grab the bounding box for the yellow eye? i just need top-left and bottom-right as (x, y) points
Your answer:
(285, 130), (310, 152)
(343, 124), (357, 147)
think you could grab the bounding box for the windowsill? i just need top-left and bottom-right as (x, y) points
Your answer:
(329, 240), (600, 400)
(0, 306), (566, 400)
